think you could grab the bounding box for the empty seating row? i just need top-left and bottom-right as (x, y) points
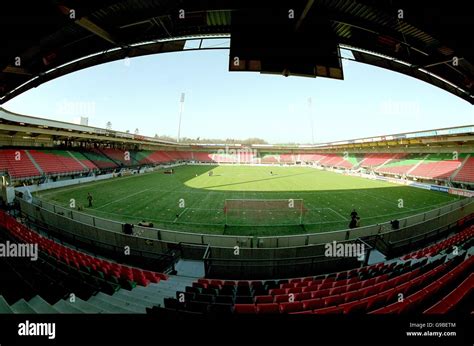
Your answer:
(28, 150), (91, 175)
(161, 254), (471, 315)
(410, 153), (463, 180)
(0, 211), (168, 289)
(453, 156), (474, 183)
(0, 149), (41, 179)
(402, 225), (474, 260)
(159, 223), (473, 315)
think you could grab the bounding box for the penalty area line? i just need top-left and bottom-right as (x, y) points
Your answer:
(174, 208), (189, 222)
(327, 208), (347, 221)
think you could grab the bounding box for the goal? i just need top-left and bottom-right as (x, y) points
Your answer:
(224, 199), (305, 226)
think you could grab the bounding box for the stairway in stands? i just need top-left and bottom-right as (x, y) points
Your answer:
(0, 275), (195, 314)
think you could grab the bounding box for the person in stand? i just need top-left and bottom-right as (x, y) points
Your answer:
(87, 192), (93, 207)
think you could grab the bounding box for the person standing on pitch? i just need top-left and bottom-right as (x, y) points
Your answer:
(87, 192), (93, 207)
(350, 209), (358, 219)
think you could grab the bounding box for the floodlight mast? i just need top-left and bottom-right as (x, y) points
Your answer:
(177, 92), (185, 142)
(308, 97), (315, 144)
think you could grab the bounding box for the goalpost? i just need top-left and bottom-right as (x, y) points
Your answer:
(224, 199), (305, 226)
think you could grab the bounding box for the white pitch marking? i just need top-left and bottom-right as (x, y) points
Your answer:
(174, 208), (189, 222)
(95, 188), (153, 210)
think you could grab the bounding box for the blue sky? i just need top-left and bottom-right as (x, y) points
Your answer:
(4, 46), (473, 144)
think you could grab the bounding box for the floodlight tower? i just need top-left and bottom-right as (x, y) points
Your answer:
(308, 97), (315, 144)
(177, 92), (185, 142)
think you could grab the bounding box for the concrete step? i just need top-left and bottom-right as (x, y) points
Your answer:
(68, 297), (104, 313)
(28, 296), (59, 314)
(116, 288), (164, 306)
(94, 293), (147, 313)
(0, 296), (13, 314)
(87, 295), (139, 313)
(53, 299), (84, 314)
(11, 299), (37, 314)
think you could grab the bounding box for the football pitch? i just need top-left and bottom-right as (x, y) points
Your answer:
(35, 165), (461, 236)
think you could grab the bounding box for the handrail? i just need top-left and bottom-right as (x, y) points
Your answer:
(202, 243), (211, 261)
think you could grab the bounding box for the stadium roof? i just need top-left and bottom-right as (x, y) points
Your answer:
(1, 1), (473, 104)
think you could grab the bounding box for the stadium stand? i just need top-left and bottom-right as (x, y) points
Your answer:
(423, 273), (473, 313)
(192, 152), (214, 162)
(0, 210), (173, 313)
(453, 156), (474, 183)
(2, 149), (474, 189)
(28, 150), (92, 175)
(69, 151), (98, 170)
(297, 153), (325, 163)
(99, 148), (138, 166)
(0, 149), (41, 179)
(81, 150), (119, 169)
(401, 225), (474, 260)
(260, 153), (280, 164)
(151, 224), (473, 316)
(376, 154), (427, 175)
(409, 153), (464, 180)
(360, 153), (398, 168)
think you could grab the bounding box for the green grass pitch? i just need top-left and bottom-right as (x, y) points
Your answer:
(35, 165), (461, 236)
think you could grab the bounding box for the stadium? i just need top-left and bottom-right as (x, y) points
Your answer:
(0, 1), (473, 344)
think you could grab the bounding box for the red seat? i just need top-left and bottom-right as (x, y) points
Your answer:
(302, 285), (320, 293)
(366, 292), (389, 312)
(340, 300), (368, 314)
(234, 304), (257, 314)
(324, 295), (344, 307)
(295, 292), (312, 301)
(344, 289), (362, 303)
(303, 298), (324, 310)
(311, 288), (330, 299)
(313, 306), (344, 314)
(135, 275), (150, 287)
(279, 302), (304, 313)
(269, 288), (287, 296)
(287, 287), (303, 294)
(274, 294), (291, 303)
(347, 282), (362, 291)
(256, 303), (279, 314)
(211, 279), (224, 286)
(281, 283), (295, 289)
(254, 295), (274, 304)
(330, 286), (347, 295)
(290, 310), (313, 314)
(319, 281), (333, 289)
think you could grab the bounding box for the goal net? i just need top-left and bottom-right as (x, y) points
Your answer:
(224, 199), (305, 226)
